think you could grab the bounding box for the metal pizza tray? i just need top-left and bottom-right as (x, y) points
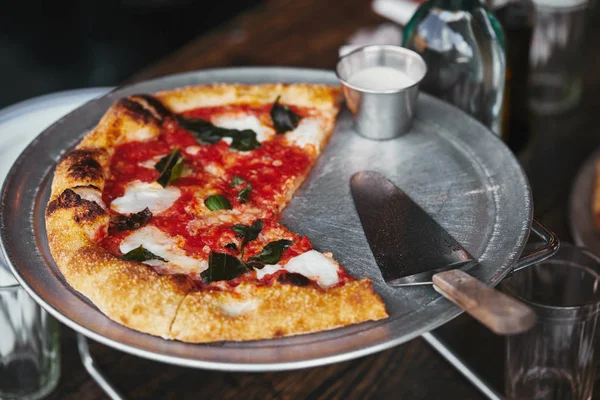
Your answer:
(570, 148), (600, 253)
(1, 67), (536, 371)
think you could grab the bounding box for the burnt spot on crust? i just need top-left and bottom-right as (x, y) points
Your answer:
(62, 148), (105, 165)
(273, 329), (285, 337)
(67, 157), (102, 181)
(133, 94), (174, 122)
(110, 207), (152, 231)
(73, 201), (106, 223)
(47, 189), (82, 215)
(46, 188), (106, 222)
(119, 98), (158, 125)
(277, 273), (311, 287)
(74, 184), (101, 192)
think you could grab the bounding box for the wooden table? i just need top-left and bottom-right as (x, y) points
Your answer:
(46, 0), (600, 398)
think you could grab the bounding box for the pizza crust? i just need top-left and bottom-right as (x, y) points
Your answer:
(46, 198), (193, 338)
(155, 83), (341, 113)
(171, 279), (387, 343)
(45, 83), (388, 342)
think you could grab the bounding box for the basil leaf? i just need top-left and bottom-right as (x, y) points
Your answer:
(229, 130), (261, 151)
(177, 116), (261, 151)
(176, 116), (223, 144)
(237, 183), (252, 203)
(112, 208), (153, 231)
(224, 243), (238, 251)
(120, 245), (167, 262)
(231, 220), (263, 257)
(229, 175), (252, 203)
(204, 194), (232, 211)
(247, 239), (293, 268)
(230, 175), (245, 187)
(155, 148), (184, 187)
(201, 252), (249, 283)
(270, 95), (302, 134)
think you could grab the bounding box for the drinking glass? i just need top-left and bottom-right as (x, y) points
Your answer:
(0, 264), (60, 399)
(503, 244), (600, 400)
(528, 0), (589, 113)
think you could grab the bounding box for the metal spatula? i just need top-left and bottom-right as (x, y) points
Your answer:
(350, 171), (535, 335)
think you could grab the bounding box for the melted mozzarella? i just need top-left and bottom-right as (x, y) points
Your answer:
(72, 187), (106, 210)
(285, 117), (325, 151)
(185, 146), (201, 155)
(126, 126), (157, 142)
(255, 264), (283, 280)
(205, 162), (225, 177)
(255, 250), (340, 288)
(218, 299), (258, 317)
(111, 181), (180, 214)
(120, 226), (207, 277)
(138, 154), (167, 169)
(283, 250), (340, 288)
(213, 114), (274, 143)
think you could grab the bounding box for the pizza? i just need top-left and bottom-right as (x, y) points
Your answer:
(45, 83), (388, 343)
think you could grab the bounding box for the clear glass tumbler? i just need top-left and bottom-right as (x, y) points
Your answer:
(503, 244), (600, 400)
(0, 265), (60, 399)
(528, 0), (589, 114)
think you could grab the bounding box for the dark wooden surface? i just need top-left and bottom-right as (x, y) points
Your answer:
(46, 0), (600, 398)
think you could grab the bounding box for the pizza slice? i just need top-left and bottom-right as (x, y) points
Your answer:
(45, 83), (388, 342)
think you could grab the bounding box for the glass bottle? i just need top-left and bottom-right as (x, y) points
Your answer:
(492, 0), (534, 153)
(402, 0), (506, 135)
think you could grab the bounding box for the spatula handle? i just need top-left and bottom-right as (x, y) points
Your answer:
(432, 270), (535, 335)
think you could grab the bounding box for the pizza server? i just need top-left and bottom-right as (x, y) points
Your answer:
(350, 170), (536, 335)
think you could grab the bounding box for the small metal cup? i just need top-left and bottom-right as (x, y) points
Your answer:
(336, 45), (427, 140)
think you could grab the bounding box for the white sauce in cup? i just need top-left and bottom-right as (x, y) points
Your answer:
(347, 66), (415, 90)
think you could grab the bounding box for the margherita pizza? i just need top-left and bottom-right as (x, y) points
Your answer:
(45, 83), (388, 343)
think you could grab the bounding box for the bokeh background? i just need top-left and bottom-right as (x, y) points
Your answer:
(0, 0), (261, 108)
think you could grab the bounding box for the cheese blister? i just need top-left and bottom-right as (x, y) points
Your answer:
(111, 181), (180, 214)
(254, 250), (340, 288)
(120, 226), (207, 278)
(212, 114), (274, 143)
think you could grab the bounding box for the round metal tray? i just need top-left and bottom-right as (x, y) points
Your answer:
(1, 67), (532, 371)
(570, 149), (600, 253)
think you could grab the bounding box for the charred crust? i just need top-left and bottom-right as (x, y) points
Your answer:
(46, 188), (106, 222)
(277, 273), (311, 287)
(67, 157), (102, 181)
(73, 201), (106, 223)
(119, 98), (157, 124)
(74, 184), (101, 191)
(63, 148), (105, 165)
(133, 94), (174, 122)
(110, 208), (152, 231)
(47, 189), (82, 215)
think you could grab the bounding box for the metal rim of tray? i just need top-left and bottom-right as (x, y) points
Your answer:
(0, 67), (555, 371)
